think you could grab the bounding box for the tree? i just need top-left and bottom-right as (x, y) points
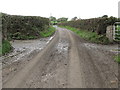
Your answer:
(57, 17), (68, 23)
(71, 17), (78, 21)
(102, 15), (108, 18)
(49, 16), (56, 21)
(49, 16), (57, 25)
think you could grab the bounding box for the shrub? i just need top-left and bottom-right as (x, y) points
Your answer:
(2, 40), (12, 55)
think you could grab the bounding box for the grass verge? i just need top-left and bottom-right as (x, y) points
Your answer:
(1, 26), (55, 56)
(10, 34), (38, 40)
(2, 40), (12, 55)
(0, 44), (2, 56)
(39, 26), (56, 37)
(114, 55), (120, 63)
(60, 26), (110, 44)
(9, 26), (56, 40)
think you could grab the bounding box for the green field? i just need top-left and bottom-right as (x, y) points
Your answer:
(116, 25), (120, 30)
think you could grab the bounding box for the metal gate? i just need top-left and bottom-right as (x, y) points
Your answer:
(113, 22), (120, 41)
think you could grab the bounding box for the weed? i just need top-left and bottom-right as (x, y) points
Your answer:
(114, 55), (120, 63)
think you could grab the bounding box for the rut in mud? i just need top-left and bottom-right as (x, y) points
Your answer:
(2, 26), (118, 88)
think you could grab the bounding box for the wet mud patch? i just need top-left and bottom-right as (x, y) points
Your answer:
(29, 39), (70, 88)
(2, 36), (54, 84)
(2, 37), (54, 67)
(83, 43), (118, 54)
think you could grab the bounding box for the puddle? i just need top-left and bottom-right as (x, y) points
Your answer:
(46, 36), (54, 44)
(56, 40), (69, 53)
(84, 43), (98, 49)
(83, 43), (119, 54)
(110, 48), (120, 53)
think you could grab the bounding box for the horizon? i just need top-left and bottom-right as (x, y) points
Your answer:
(1, 12), (118, 20)
(0, 0), (119, 20)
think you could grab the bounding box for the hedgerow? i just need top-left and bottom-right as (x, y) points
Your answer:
(1, 13), (51, 55)
(59, 16), (119, 35)
(2, 13), (50, 40)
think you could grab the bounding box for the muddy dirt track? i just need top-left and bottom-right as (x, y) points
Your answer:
(2, 26), (118, 88)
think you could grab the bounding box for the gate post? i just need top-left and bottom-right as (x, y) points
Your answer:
(106, 25), (114, 42)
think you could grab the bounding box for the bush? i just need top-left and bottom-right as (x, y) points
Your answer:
(2, 40), (12, 55)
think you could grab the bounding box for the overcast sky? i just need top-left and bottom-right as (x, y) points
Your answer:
(0, 0), (119, 19)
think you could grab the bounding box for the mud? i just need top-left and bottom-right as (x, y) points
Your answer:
(2, 37), (54, 67)
(2, 36), (54, 84)
(2, 26), (118, 88)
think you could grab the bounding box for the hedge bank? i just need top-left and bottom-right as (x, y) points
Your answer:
(59, 17), (119, 35)
(2, 13), (50, 40)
